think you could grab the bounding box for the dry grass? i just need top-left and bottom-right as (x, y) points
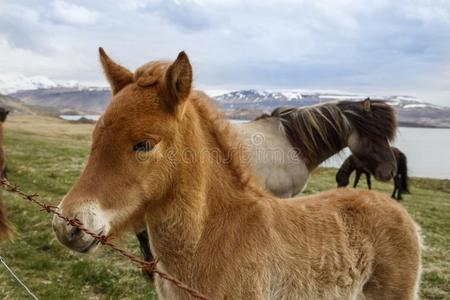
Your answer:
(4, 115), (94, 143)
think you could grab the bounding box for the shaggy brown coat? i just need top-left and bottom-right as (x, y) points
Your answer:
(53, 50), (422, 300)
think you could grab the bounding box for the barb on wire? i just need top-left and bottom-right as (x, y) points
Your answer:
(0, 256), (39, 300)
(0, 179), (210, 300)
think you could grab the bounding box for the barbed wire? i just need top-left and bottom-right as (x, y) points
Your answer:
(0, 179), (211, 300)
(0, 255), (39, 300)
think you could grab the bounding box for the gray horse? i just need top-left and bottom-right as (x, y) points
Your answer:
(238, 98), (398, 197)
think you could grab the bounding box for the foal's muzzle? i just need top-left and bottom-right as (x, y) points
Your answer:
(52, 214), (103, 253)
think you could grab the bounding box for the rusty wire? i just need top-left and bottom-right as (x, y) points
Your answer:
(0, 179), (211, 300)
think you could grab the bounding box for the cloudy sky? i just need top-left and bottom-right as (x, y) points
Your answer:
(1, 0), (450, 105)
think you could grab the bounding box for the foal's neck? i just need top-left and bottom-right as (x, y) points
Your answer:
(145, 95), (262, 276)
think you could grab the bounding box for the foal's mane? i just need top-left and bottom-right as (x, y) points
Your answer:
(256, 99), (397, 169)
(191, 92), (262, 192)
(133, 60), (260, 192)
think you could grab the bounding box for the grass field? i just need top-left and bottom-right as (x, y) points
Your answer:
(1, 115), (449, 299)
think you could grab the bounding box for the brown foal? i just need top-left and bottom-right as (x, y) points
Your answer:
(53, 49), (422, 299)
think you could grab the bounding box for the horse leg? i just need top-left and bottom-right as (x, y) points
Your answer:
(136, 230), (154, 280)
(363, 222), (421, 300)
(393, 176), (402, 201)
(391, 177), (398, 200)
(391, 187), (397, 199)
(353, 171), (362, 188)
(366, 173), (372, 190)
(397, 176), (403, 201)
(363, 259), (420, 300)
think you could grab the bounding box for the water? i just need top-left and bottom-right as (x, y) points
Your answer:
(60, 115), (450, 179)
(392, 127), (450, 179)
(323, 127), (450, 180)
(60, 114), (100, 121)
(60, 115), (250, 123)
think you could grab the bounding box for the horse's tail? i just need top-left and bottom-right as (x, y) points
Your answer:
(398, 151), (409, 194)
(0, 192), (14, 241)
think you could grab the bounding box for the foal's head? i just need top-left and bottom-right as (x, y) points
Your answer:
(53, 49), (193, 253)
(341, 99), (398, 181)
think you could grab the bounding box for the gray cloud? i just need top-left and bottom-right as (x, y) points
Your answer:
(136, 0), (229, 32)
(1, 0), (450, 104)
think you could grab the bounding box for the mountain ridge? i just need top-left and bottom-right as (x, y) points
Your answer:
(3, 85), (450, 128)
(0, 74), (107, 95)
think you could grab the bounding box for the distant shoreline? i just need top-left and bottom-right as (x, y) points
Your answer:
(59, 115), (450, 129)
(398, 122), (450, 129)
(319, 167), (450, 181)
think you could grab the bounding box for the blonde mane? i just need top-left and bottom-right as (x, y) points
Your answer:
(191, 92), (263, 193)
(131, 60), (262, 193)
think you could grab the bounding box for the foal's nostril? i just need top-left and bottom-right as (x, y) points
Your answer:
(68, 227), (83, 242)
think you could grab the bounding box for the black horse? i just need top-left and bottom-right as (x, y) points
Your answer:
(336, 147), (409, 200)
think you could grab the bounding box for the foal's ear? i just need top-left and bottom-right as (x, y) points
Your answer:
(99, 47), (134, 95)
(164, 51), (192, 111)
(363, 98), (371, 112)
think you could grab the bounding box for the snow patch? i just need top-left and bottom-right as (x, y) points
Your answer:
(281, 91), (303, 100)
(0, 74), (108, 94)
(205, 89), (232, 97)
(319, 95), (366, 100)
(404, 104), (428, 109)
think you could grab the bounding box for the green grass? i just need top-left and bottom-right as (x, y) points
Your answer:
(1, 125), (449, 299)
(0, 131), (157, 299)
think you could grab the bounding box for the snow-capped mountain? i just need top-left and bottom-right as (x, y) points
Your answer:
(213, 89), (444, 110)
(0, 74), (107, 94)
(214, 89), (450, 127)
(2, 81), (450, 127)
(9, 87), (112, 115)
(215, 89), (361, 110)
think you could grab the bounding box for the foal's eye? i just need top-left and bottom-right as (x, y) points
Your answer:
(133, 141), (153, 152)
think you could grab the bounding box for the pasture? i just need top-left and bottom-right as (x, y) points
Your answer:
(0, 115), (449, 299)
